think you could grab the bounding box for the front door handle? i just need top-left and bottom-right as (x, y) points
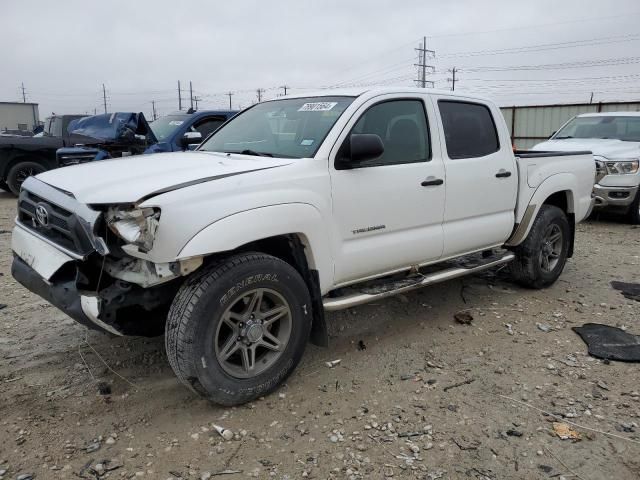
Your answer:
(495, 169), (512, 178)
(421, 177), (444, 187)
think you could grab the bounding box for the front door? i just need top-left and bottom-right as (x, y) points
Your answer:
(330, 96), (446, 285)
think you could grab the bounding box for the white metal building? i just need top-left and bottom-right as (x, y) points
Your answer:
(0, 101), (40, 132)
(501, 100), (640, 150)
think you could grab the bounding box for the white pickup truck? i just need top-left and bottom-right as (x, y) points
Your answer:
(533, 112), (640, 223)
(11, 88), (595, 405)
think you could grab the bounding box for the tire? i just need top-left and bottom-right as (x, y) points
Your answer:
(165, 253), (312, 406)
(0, 179), (7, 192)
(6, 161), (46, 195)
(509, 205), (570, 289)
(627, 189), (640, 225)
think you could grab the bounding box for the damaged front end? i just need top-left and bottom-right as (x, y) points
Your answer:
(12, 176), (201, 337)
(56, 112), (157, 167)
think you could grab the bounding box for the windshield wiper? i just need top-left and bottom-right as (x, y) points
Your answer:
(224, 149), (273, 157)
(554, 135), (573, 139)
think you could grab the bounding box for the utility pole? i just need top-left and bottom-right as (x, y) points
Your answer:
(189, 81), (194, 110)
(21, 82), (26, 103)
(194, 96), (201, 110)
(256, 88), (265, 102)
(414, 36), (435, 88)
(227, 92), (233, 110)
(102, 84), (108, 113)
(151, 100), (158, 120)
(178, 81), (182, 110)
(447, 67), (458, 91)
(589, 92), (594, 104)
(280, 85), (289, 96)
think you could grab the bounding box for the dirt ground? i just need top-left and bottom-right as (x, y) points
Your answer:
(0, 189), (639, 480)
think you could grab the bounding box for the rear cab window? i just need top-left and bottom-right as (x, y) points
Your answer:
(438, 100), (499, 159)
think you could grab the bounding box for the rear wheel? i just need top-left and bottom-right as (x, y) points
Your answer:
(509, 205), (570, 289)
(627, 189), (640, 225)
(165, 253), (312, 406)
(6, 161), (46, 195)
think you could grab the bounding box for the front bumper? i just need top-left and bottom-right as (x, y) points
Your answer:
(11, 255), (121, 335)
(593, 184), (638, 210)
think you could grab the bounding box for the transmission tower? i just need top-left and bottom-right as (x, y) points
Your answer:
(414, 36), (435, 88)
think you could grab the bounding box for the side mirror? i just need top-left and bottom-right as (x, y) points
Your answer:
(181, 131), (202, 148)
(336, 134), (384, 170)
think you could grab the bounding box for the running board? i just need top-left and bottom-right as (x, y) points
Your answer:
(322, 253), (515, 311)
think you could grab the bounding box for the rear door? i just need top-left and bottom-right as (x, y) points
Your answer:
(433, 97), (517, 257)
(329, 94), (446, 285)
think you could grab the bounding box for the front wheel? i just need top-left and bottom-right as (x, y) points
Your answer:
(6, 161), (46, 195)
(509, 205), (570, 289)
(165, 253), (312, 406)
(627, 189), (640, 225)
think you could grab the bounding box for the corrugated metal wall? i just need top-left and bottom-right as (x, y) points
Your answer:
(500, 101), (640, 150)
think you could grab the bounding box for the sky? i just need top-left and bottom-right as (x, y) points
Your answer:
(2, 0), (640, 121)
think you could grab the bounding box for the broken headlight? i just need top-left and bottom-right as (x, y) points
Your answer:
(105, 207), (160, 251)
(606, 159), (639, 175)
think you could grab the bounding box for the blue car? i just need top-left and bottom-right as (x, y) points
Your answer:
(56, 109), (237, 165)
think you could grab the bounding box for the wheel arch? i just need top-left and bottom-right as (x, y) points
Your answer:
(177, 204), (334, 347)
(507, 177), (577, 255)
(1, 153), (53, 179)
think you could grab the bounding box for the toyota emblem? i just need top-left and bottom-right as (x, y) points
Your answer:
(35, 204), (50, 227)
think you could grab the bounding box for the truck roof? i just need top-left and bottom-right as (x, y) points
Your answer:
(278, 87), (494, 103)
(577, 111), (640, 117)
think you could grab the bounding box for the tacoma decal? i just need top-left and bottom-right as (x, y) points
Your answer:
(352, 225), (386, 235)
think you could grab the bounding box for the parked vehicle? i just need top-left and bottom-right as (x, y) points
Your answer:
(0, 114), (87, 194)
(532, 112), (640, 223)
(56, 109), (237, 165)
(11, 88), (595, 405)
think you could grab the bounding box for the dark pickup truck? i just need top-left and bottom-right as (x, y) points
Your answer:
(0, 109), (237, 195)
(0, 114), (89, 194)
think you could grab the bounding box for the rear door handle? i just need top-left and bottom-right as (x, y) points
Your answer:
(421, 177), (444, 187)
(495, 169), (512, 178)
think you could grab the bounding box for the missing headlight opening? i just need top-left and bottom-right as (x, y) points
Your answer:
(106, 206), (161, 252)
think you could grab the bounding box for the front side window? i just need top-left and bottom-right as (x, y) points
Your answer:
(554, 115), (640, 142)
(193, 118), (226, 138)
(438, 100), (500, 159)
(149, 115), (189, 141)
(339, 99), (430, 168)
(199, 96), (354, 159)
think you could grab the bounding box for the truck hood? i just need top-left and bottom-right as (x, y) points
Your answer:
(35, 151), (293, 204)
(532, 138), (640, 159)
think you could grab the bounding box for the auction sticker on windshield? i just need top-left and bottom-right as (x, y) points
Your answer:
(298, 102), (338, 112)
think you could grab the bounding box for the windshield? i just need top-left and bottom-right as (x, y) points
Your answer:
(554, 116), (640, 142)
(199, 96), (355, 158)
(149, 115), (188, 140)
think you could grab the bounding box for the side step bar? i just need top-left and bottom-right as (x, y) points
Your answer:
(323, 253), (515, 311)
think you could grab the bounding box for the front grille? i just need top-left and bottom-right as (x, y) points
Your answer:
(18, 190), (96, 256)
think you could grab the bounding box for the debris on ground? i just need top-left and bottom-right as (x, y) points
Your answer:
(454, 311), (473, 325)
(443, 378), (475, 392)
(552, 422), (581, 441)
(325, 359), (341, 368)
(357, 340), (366, 351)
(212, 424), (234, 441)
(0, 304), (6, 311)
(573, 323), (640, 362)
(536, 322), (551, 332)
(611, 280), (640, 302)
(97, 381), (112, 395)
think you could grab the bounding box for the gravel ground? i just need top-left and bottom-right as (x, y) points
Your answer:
(0, 188), (639, 480)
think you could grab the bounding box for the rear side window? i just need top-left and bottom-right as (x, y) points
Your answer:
(438, 100), (499, 159)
